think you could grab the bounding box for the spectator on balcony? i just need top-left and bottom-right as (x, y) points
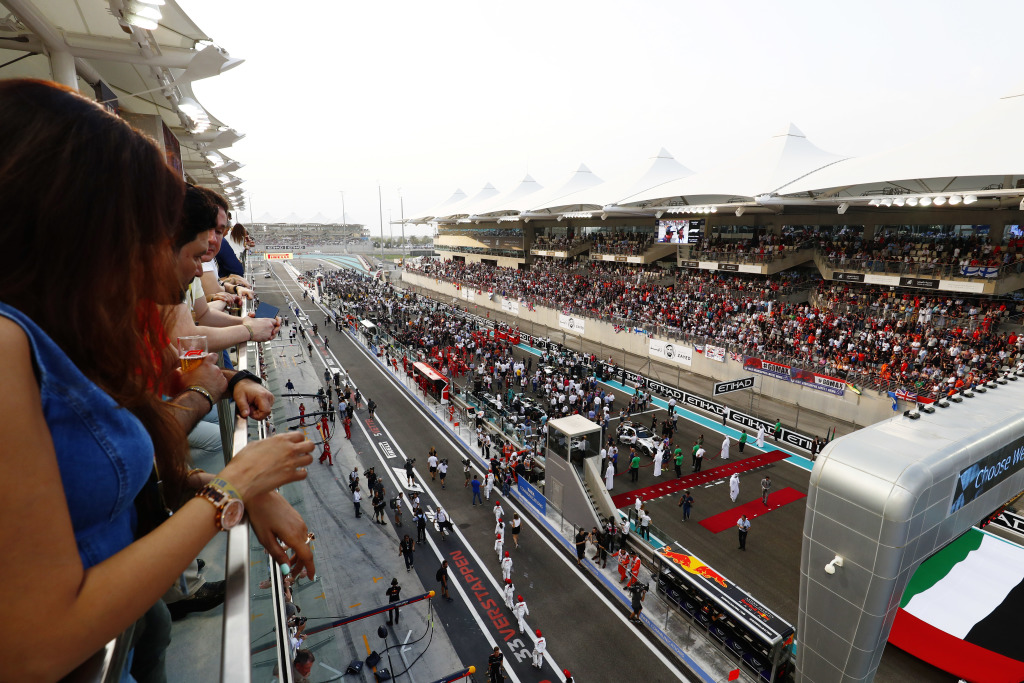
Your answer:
(0, 80), (316, 681)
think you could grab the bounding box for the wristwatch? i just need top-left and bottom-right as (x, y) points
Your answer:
(227, 369), (263, 396)
(195, 477), (246, 531)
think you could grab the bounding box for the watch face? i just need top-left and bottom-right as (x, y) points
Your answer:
(221, 498), (245, 529)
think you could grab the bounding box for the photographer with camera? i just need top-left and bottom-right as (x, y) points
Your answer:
(629, 580), (649, 623)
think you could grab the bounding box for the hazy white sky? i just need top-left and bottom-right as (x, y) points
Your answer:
(182, 0), (1023, 235)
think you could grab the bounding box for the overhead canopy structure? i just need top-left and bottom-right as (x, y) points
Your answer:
(521, 164), (604, 218)
(509, 148), (693, 221)
(622, 124), (846, 210)
(0, 0), (247, 210)
(466, 174), (544, 220)
(779, 87), (1024, 203)
(434, 182), (501, 221)
(408, 187), (469, 223)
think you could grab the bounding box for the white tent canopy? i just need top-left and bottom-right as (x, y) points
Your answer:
(468, 174), (545, 218)
(409, 188), (468, 223)
(623, 124), (847, 207)
(547, 148), (694, 213)
(282, 212), (304, 224)
(521, 164), (604, 216)
(779, 89), (1024, 199)
(255, 211), (279, 224)
(435, 183), (501, 220)
(307, 212), (332, 224)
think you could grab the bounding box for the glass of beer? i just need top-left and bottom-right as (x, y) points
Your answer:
(177, 335), (208, 372)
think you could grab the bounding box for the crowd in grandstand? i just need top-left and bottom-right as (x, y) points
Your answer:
(591, 230), (655, 255)
(818, 231), (1024, 274)
(533, 235), (587, 250)
(692, 231), (807, 261)
(410, 254), (1024, 398)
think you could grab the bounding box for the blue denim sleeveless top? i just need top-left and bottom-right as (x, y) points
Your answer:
(0, 302), (154, 569)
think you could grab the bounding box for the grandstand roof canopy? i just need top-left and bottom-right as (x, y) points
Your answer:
(534, 148), (695, 217)
(0, 0), (247, 210)
(522, 164), (604, 216)
(412, 89), (1024, 223)
(410, 187), (469, 223)
(622, 124), (846, 208)
(779, 87), (1024, 200)
(436, 182), (501, 221)
(467, 174), (544, 219)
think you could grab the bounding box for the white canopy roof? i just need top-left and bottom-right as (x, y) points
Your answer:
(409, 188), (468, 223)
(282, 212), (304, 224)
(623, 124), (846, 207)
(435, 183), (501, 220)
(307, 212), (332, 224)
(522, 164), (604, 216)
(467, 174), (545, 218)
(255, 211), (279, 224)
(779, 89), (1024, 199)
(545, 148), (694, 213)
(0, 1), (246, 206)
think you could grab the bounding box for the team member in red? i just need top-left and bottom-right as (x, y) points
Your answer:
(626, 552), (642, 588)
(319, 441), (332, 466)
(343, 415), (352, 439)
(299, 402), (307, 426)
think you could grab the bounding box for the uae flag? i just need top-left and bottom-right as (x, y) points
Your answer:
(889, 528), (1024, 682)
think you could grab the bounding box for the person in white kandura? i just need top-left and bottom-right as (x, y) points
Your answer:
(730, 473), (740, 502)
(532, 630), (546, 669)
(501, 551), (513, 581)
(484, 470), (495, 500)
(503, 578), (515, 609)
(634, 495), (643, 516)
(721, 434), (730, 460)
(493, 500), (504, 523)
(653, 446), (664, 476)
(604, 460), (615, 490)
(756, 424), (766, 449)
(513, 595), (530, 633)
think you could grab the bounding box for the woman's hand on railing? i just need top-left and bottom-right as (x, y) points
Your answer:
(247, 490), (316, 579)
(233, 379), (275, 419)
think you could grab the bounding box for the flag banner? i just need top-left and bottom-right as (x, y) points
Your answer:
(706, 345), (726, 362)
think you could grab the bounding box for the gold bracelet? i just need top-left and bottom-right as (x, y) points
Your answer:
(243, 323), (254, 341)
(184, 385), (214, 409)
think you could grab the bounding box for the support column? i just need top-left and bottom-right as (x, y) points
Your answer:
(861, 223), (876, 241)
(49, 50), (78, 90)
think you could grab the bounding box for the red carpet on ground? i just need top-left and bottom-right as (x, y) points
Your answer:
(698, 487), (807, 533)
(609, 450), (788, 509)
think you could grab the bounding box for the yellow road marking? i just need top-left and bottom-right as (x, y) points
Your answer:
(372, 576), (383, 583)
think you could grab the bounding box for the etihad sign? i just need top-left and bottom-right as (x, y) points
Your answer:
(265, 252), (293, 260)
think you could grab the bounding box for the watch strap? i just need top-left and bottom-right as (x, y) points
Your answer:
(227, 369), (263, 396)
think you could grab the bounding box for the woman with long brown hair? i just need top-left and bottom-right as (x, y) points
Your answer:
(0, 79), (315, 680)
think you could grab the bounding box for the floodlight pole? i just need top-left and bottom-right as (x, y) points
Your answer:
(399, 190), (406, 255)
(378, 184), (385, 263)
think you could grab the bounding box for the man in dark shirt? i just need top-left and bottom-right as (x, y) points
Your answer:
(487, 646), (505, 683)
(385, 578), (401, 625)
